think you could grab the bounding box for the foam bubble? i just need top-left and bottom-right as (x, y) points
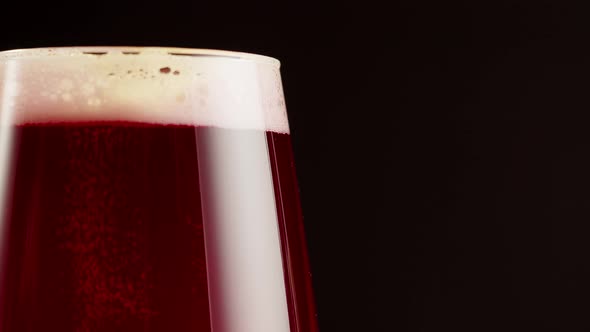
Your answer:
(0, 47), (289, 133)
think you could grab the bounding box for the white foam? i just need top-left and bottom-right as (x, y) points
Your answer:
(0, 47), (289, 133)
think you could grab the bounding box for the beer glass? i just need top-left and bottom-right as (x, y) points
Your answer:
(0, 47), (317, 332)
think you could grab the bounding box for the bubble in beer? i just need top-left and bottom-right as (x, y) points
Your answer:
(81, 83), (96, 96)
(59, 79), (74, 91)
(61, 93), (72, 102)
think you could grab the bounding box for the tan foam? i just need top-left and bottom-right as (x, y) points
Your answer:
(0, 47), (289, 133)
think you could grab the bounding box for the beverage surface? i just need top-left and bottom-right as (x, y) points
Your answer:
(0, 48), (289, 133)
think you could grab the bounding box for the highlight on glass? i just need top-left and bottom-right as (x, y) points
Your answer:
(0, 47), (318, 332)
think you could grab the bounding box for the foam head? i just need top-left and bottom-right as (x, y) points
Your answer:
(0, 47), (289, 133)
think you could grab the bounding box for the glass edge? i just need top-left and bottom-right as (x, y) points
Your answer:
(0, 46), (281, 68)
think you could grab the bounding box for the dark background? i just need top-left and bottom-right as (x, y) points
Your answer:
(3, 1), (590, 331)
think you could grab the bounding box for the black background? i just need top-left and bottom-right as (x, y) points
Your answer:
(3, 1), (590, 331)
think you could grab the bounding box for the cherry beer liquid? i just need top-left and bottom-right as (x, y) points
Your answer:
(0, 48), (317, 331)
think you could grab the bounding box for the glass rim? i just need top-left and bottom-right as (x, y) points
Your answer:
(0, 46), (281, 68)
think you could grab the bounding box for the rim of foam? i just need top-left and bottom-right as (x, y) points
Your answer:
(0, 46), (281, 68)
(0, 46), (289, 133)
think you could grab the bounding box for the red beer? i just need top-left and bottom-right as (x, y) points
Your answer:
(0, 48), (317, 332)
